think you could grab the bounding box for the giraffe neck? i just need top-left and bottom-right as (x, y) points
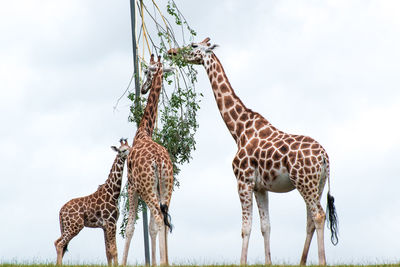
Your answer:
(203, 54), (254, 143)
(104, 155), (126, 199)
(135, 70), (163, 140)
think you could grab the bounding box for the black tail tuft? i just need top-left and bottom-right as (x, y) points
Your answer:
(62, 244), (68, 256)
(326, 192), (339, 245)
(160, 203), (173, 233)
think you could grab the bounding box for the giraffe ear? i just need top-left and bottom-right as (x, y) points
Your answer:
(201, 37), (211, 44)
(111, 146), (119, 152)
(163, 67), (175, 73)
(205, 44), (219, 53)
(149, 66), (158, 72)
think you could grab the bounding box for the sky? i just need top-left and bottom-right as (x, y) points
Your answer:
(1, 0), (400, 265)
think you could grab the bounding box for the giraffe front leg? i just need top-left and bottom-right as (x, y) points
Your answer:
(103, 228), (112, 266)
(300, 207), (316, 265)
(254, 190), (271, 265)
(237, 180), (254, 265)
(121, 187), (139, 266)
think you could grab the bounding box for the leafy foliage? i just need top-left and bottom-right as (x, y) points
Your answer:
(166, 0), (196, 36)
(153, 87), (202, 182)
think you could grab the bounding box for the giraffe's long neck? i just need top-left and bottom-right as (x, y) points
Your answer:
(204, 54), (253, 143)
(105, 156), (126, 200)
(135, 70), (163, 140)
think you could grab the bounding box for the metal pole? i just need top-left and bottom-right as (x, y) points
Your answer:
(129, 0), (150, 265)
(130, 0), (141, 102)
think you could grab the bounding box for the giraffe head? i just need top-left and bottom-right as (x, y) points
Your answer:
(168, 37), (218, 65)
(111, 138), (131, 158)
(141, 54), (174, 94)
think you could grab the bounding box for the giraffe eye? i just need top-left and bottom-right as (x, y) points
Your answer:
(191, 43), (198, 48)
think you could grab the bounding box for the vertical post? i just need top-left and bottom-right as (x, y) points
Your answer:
(141, 201), (150, 266)
(129, 0), (151, 265)
(130, 0), (141, 102)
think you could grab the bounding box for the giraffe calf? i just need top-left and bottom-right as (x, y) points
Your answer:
(54, 139), (131, 266)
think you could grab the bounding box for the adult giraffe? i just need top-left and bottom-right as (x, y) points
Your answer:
(169, 38), (338, 265)
(121, 55), (174, 266)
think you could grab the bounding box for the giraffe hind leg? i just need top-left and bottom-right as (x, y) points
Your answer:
(300, 200), (326, 265)
(314, 203), (327, 265)
(300, 180), (325, 265)
(157, 217), (168, 266)
(149, 213), (158, 266)
(297, 184), (327, 265)
(54, 237), (65, 265)
(159, 173), (173, 266)
(300, 207), (316, 265)
(54, 226), (83, 265)
(54, 236), (68, 257)
(156, 164), (173, 233)
(147, 200), (169, 266)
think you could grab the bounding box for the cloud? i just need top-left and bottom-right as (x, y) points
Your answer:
(330, 97), (400, 159)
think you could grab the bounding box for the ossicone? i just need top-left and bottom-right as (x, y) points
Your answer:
(201, 37), (211, 44)
(163, 66), (175, 73)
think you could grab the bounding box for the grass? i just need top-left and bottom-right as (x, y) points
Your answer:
(0, 264), (400, 267)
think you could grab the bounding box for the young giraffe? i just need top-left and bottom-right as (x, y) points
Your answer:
(121, 55), (174, 266)
(169, 38), (338, 265)
(54, 138), (131, 266)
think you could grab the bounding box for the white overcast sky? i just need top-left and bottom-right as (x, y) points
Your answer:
(1, 0), (400, 265)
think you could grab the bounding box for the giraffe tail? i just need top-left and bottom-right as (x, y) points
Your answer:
(62, 244), (69, 256)
(323, 156), (339, 246)
(327, 192), (338, 245)
(154, 161), (173, 233)
(160, 203), (173, 233)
